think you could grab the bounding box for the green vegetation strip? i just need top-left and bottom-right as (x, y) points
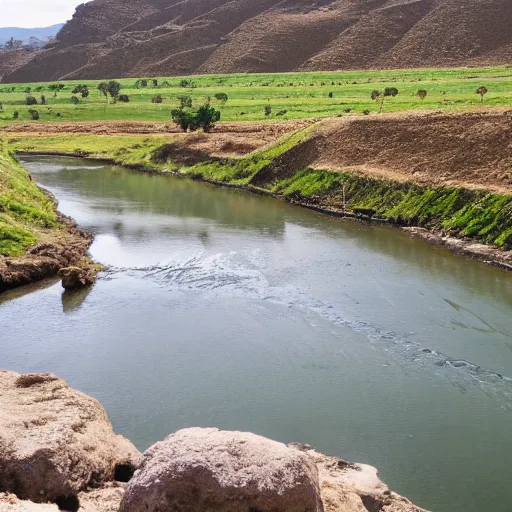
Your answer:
(1, 66), (511, 123)
(0, 144), (60, 256)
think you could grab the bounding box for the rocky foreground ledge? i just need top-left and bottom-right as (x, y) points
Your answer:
(0, 371), (425, 512)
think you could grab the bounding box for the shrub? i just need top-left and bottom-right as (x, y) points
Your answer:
(328, 92), (333, 98)
(179, 79), (193, 88)
(171, 103), (221, 132)
(13, 111), (19, 119)
(276, 110), (288, 116)
(384, 87), (399, 97)
(265, 104), (272, 116)
(171, 108), (198, 131)
(195, 103), (221, 132)
(416, 89), (427, 100)
(152, 95), (163, 104)
(343, 108), (352, 113)
(140, 79), (148, 87)
(40, 95), (46, 105)
(25, 87), (32, 94)
(25, 96), (37, 106)
(362, 109), (370, 115)
(214, 93), (228, 102)
(28, 109), (39, 120)
(119, 94), (130, 103)
(71, 96), (80, 104)
(152, 79), (158, 87)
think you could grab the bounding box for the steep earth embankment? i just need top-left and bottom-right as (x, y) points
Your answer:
(0, 145), (93, 292)
(0, 370), (425, 512)
(3, 0), (512, 82)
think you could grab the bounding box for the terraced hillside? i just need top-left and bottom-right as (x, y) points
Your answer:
(2, 0), (512, 82)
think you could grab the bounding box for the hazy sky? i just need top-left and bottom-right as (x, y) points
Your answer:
(0, 0), (84, 28)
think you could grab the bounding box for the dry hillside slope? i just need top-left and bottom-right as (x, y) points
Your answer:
(2, 0), (512, 82)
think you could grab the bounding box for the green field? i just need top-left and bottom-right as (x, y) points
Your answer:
(1, 66), (511, 123)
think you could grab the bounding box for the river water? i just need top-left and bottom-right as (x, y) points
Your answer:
(2, 156), (512, 512)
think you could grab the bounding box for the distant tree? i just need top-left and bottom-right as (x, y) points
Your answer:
(214, 93), (228, 102)
(28, 109), (39, 120)
(328, 92), (333, 98)
(25, 96), (37, 106)
(49, 84), (65, 98)
(179, 79), (193, 88)
(152, 95), (163, 104)
(13, 110), (19, 120)
(98, 81), (122, 103)
(265, 104), (272, 117)
(107, 81), (122, 102)
(98, 82), (109, 103)
(152, 79), (158, 87)
(476, 86), (488, 103)
(384, 87), (399, 98)
(178, 95), (193, 108)
(416, 89), (427, 100)
(171, 103), (220, 132)
(140, 79), (148, 88)
(72, 85), (89, 99)
(71, 96), (80, 105)
(40, 95), (46, 105)
(195, 103), (221, 132)
(118, 94), (130, 103)
(25, 87), (32, 95)
(0, 102), (3, 111)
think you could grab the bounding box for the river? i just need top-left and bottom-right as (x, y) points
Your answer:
(2, 156), (512, 512)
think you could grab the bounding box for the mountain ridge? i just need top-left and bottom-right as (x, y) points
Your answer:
(2, 0), (511, 83)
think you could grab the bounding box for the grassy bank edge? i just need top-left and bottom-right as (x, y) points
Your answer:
(0, 143), (96, 292)
(8, 128), (512, 269)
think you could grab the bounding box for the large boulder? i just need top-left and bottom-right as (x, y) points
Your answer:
(0, 371), (141, 506)
(120, 427), (324, 512)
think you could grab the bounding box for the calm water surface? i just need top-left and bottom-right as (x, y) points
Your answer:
(2, 156), (512, 512)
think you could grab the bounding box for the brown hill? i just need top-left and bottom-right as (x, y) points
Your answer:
(2, 0), (512, 82)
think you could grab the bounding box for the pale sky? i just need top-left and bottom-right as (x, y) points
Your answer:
(0, 0), (85, 28)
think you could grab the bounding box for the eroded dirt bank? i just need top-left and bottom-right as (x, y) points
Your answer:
(0, 370), (425, 512)
(0, 147), (94, 293)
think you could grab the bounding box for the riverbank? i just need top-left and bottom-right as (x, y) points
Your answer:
(0, 145), (94, 292)
(0, 370), (425, 512)
(6, 109), (512, 276)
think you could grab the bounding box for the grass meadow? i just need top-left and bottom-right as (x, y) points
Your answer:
(0, 66), (511, 124)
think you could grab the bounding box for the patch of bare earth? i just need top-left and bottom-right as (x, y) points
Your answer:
(311, 109), (512, 195)
(5, 120), (314, 159)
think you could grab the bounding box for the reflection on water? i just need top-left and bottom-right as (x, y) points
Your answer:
(2, 156), (512, 512)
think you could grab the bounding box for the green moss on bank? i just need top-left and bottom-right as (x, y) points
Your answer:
(0, 144), (60, 256)
(270, 169), (512, 249)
